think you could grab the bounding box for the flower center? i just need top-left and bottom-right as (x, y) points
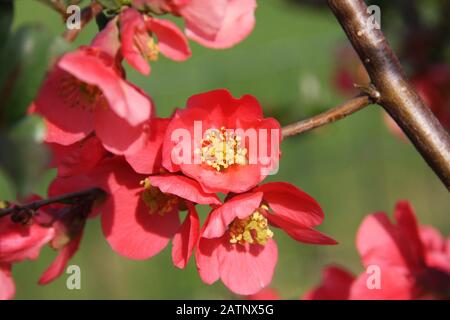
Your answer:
(134, 33), (160, 62)
(229, 206), (273, 246)
(140, 178), (179, 215)
(59, 74), (106, 111)
(196, 127), (248, 171)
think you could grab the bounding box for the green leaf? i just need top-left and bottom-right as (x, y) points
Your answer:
(0, 25), (69, 126)
(0, 0), (13, 48)
(0, 115), (50, 197)
(97, 0), (122, 11)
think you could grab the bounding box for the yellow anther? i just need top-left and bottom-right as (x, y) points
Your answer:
(140, 178), (178, 215)
(229, 208), (273, 246)
(197, 127), (248, 171)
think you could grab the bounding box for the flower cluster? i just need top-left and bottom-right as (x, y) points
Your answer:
(0, 0), (338, 298)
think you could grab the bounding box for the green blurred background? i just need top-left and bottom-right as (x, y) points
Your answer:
(2, 0), (449, 299)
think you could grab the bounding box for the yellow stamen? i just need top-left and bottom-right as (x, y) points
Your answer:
(196, 127), (248, 171)
(140, 178), (179, 215)
(229, 209), (273, 246)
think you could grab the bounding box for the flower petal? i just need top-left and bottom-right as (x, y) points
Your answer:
(101, 186), (180, 260)
(38, 233), (83, 285)
(147, 17), (191, 61)
(0, 263), (15, 300)
(172, 205), (200, 269)
(202, 191), (263, 239)
(218, 239), (278, 295)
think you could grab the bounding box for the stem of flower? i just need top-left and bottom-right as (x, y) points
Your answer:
(0, 188), (105, 218)
(281, 94), (373, 138)
(328, 0), (450, 189)
(63, 1), (103, 43)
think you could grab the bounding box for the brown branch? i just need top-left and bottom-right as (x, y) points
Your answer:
(37, 0), (67, 15)
(282, 94), (373, 138)
(328, 0), (450, 189)
(0, 188), (104, 218)
(63, 1), (103, 43)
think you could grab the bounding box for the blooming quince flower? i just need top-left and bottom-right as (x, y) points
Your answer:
(0, 198), (55, 299)
(96, 7), (191, 75)
(34, 46), (154, 155)
(132, 0), (257, 49)
(196, 182), (336, 295)
(305, 201), (450, 300)
(162, 89), (282, 194)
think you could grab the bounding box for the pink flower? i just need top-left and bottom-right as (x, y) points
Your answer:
(96, 8), (191, 75)
(132, 0), (257, 49)
(177, 0), (257, 49)
(196, 182), (336, 295)
(305, 201), (450, 300)
(34, 46), (154, 155)
(162, 89), (281, 194)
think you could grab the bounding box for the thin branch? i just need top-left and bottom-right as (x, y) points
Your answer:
(0, 188), (104, 218)
(328, 0), (450, 190)
(63, 1), (103, 43)
(282, 94), (372, 138)
(37, 0), (67, 15)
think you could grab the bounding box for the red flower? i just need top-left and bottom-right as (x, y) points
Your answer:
(350, 201), (450, 299)
(96, 8), (191, 75)
(0, 199), (55, 299)
(48, 135), (109, 178)
(303, 265), (354, 300)
(132, 0), (257, 49)
(305, 201), (450, 300)
(162, 89), (281, 194)
(196, 182), (336, 295)
(34, 46), (154, 155)
(92, 157), (220, 267)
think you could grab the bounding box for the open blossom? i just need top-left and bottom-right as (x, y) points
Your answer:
(162, 89), (281, 194)
(96, 7), (191, 75)
(305, 201), (450, 300)
(196, 182), (336, 295)
(132, 0), (257, 49)
(0, 199), (56, 299)
(34, 46), (154, 155)
(70, 154), (221, 266)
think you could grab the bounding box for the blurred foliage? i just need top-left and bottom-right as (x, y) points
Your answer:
(0, 0), (448, 299)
